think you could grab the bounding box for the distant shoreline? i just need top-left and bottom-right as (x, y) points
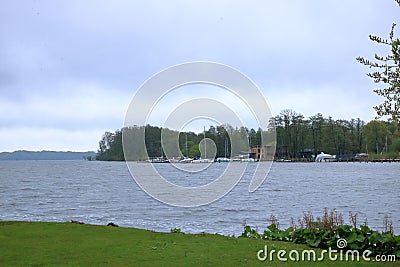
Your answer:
(2, 150), (398, 162)
(0, 150), (96, 161)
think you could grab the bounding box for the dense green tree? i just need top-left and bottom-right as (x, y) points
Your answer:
(363, 120), (391, 154)
(309, 113), (324, 154)
(248, 128), (257, 148)
(274, 110), (312, 158)
(356, 118), (365, 153)
(321, 117), (336, 153)
(213, 125), (230, 158)
(97, 130), (123, 161)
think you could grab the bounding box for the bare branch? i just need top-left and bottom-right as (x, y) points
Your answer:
(390, 23), (397, 41)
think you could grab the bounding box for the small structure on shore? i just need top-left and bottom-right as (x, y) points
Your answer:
(249, 146), (274, 161)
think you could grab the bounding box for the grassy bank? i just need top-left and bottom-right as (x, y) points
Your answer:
(0, 221), (398, 266)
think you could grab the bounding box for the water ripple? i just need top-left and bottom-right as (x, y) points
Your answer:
(0, 160), (398, 235)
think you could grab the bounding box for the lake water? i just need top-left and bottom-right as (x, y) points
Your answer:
(0, 160), (398, 235)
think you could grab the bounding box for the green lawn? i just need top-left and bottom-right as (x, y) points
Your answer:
(0, 221), (398, 266)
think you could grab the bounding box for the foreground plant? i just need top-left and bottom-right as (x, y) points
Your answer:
(241, 209), (400, 258)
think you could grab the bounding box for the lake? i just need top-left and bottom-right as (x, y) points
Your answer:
(0, 160), (398, 236)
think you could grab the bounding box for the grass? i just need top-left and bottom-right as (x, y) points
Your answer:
(0, 221), (398, 266)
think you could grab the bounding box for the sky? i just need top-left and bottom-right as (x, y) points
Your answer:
(0, 0), (399, 152)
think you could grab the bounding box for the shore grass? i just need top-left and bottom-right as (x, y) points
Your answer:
(0, 221), (398, 266)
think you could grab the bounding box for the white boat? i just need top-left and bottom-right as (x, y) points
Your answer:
(240, 158), (255, 162)
(231, 153), (254, 162)
(150, 157), (169, 163)
(216, 157), (231, 163)
(192, 158), (213, 163)
(315, 152), (336, 162)
(179, 157), (193, 163)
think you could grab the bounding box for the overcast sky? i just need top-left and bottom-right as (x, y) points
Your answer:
(1, 0), (399, 152)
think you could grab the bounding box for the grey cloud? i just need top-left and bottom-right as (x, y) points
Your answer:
(0, 0), (398, 150)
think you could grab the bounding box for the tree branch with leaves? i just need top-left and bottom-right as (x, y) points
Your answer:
(356, 0), (400, 122)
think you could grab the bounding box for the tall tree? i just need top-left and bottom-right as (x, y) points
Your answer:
(363, 120), (390, 154)
(309, 113), (325, 154)
(356, 118), (365, 152)
(356, 0), (400, 122)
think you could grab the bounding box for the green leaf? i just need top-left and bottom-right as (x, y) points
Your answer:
(306, 238), (321, 247)
(346, 232), (358, 243)
(267, 224), (278, 231)
(355, 234), (365, 243)
(360, 225), (371, 234)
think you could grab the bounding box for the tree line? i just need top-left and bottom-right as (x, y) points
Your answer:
(97, 123), (253, 161)
(96, 109), (400, 161)
(273, 110), (399, 159)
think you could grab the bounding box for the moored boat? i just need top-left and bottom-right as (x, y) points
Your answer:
(315, 152), (336, 162)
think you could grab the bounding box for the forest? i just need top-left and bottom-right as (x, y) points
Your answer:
(96, 109), (400, 161)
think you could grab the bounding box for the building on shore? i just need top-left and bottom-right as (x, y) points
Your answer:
(249, 146), (274, 161)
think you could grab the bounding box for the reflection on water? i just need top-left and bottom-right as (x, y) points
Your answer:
(0, 160), (398, 235)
